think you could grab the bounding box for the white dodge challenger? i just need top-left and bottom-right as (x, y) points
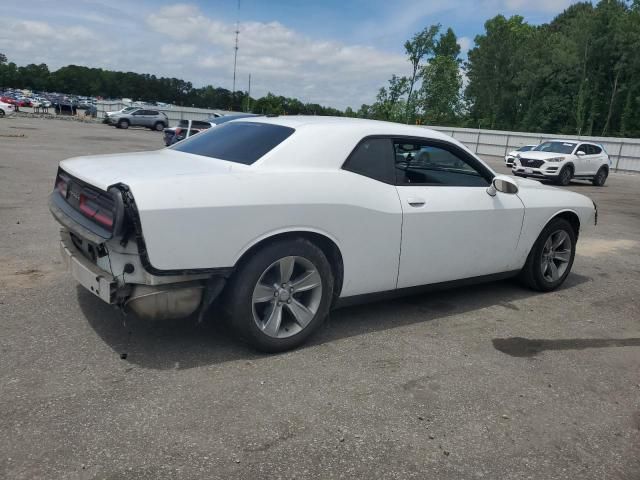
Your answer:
(49, 116), (597, 351)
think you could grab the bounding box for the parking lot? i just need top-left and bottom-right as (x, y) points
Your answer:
(1, 117), (639, 479)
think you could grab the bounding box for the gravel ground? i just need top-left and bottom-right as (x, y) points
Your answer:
(1, 117), (639, 480)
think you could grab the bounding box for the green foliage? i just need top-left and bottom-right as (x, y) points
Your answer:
(403, 24), (441, 122)
(419, 56), (462, 125)
(464, 1), (640, 136)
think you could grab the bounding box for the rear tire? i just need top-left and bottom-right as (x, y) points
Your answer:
(154, 122), (165, 131)
(224, 238), (334, 353)
(592, 167), (608, 187)
(0, 109), (5, 117)
(556, 166), (573, 186)
(118, 119), (129, 129)
(519, 217), (576, 292)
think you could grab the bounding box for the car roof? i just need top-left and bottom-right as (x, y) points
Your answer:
(240, 115), (454, 140)
(544, 139), (579, 144)
(227, 116), (485, 170)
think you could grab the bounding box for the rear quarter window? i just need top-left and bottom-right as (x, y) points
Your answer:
(170, 122), (295, 165)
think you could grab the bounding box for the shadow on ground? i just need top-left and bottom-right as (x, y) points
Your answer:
(78, 273), (591, 370)
(493, 336), (640, 357)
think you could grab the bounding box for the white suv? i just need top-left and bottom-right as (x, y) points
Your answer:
(512, 140), (611, 186)
(505, 144), (537, 167)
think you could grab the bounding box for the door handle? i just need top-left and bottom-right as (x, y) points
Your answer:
(407, 197), (426, 207)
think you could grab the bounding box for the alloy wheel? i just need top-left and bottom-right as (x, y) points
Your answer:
(251, 256), (323, 339)
(540, 229), (572, 282)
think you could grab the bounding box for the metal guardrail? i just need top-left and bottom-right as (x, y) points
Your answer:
(425, 125), (640, 173)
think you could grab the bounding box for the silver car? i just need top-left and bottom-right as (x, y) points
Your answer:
(109, 109), (168, 131)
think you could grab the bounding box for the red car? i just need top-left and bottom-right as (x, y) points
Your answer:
(0, 96), (17, 105)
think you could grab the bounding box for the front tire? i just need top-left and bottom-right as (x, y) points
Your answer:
(592, 167), (608, 187)
(118, 119), (129, 129)
(556, 166), (573, 186)
(520, 218), (576, 292)
(225, 238), (334, 352)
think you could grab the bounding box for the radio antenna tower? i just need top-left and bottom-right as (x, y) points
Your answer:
(232, 0), (240, 96)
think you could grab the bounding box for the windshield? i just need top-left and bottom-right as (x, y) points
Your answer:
(534, 141), (576, 154)
(170, 121), (294, 164)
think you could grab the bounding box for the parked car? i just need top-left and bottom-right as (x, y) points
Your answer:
(108, 109), (168, 130)
(49, 117), (596, 352)
(0, 101), (16, 116)
(512, 140), (611, 186)
(0, 96), (17, 105)
(505, 145), (537, 167)
(103, 106), (137, 122)
(163, 114), (259, 146)
(163, 120), (215, 146)
(15, 98), (32, 107)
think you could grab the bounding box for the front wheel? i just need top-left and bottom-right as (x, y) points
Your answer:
(118, 119), (129, 129)
(592, 167), (608, 187)
(520, 218), (576, 292)
(0, 109), (5, 117)
(556, 166), (573, 186)
(224, 238), (334, 352)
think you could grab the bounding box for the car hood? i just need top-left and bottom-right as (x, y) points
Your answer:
(59, 149), (249, 191)
(515, 151), (570, 160)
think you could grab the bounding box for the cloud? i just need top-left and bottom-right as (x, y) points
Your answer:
(144, 4), (408, 108)
(0, 1), (579, 109)
(0, 4), (408, 109)
(457, 36), (473, 55)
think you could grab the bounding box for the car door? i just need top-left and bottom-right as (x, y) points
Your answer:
(130, 109), (145, 126)
(586, 144), (604, 174)
(574, 143), (592, 175)
(394, 138), (525, 289)
(146, 110), (160, 128)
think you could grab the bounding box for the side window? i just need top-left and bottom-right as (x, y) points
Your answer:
(342, 138), (395, 184)
(394, 140), (490, 187)
(132, 110), (145, 116)
(147, 110), (158, 116)
(589, 144), (602, 155)
(577, 144), (589, 155)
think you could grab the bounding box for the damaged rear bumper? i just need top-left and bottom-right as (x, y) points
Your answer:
(58, 229), (225, 320)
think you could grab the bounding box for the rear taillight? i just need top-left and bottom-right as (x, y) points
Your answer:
(79, 192), (114, 229)
(56, 173), (70, 198)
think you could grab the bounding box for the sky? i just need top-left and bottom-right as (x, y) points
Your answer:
(0, 0), (579, 109)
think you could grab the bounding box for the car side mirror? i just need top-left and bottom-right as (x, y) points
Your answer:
(576, 150), (586, 156)
(487, 175), (519, 197)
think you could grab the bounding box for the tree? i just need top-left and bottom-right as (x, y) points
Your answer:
(420, 56), (462, 125)
(418, 28), (463, 125)
(371, 75), (409, 122)
(403, 24), (440, 123)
